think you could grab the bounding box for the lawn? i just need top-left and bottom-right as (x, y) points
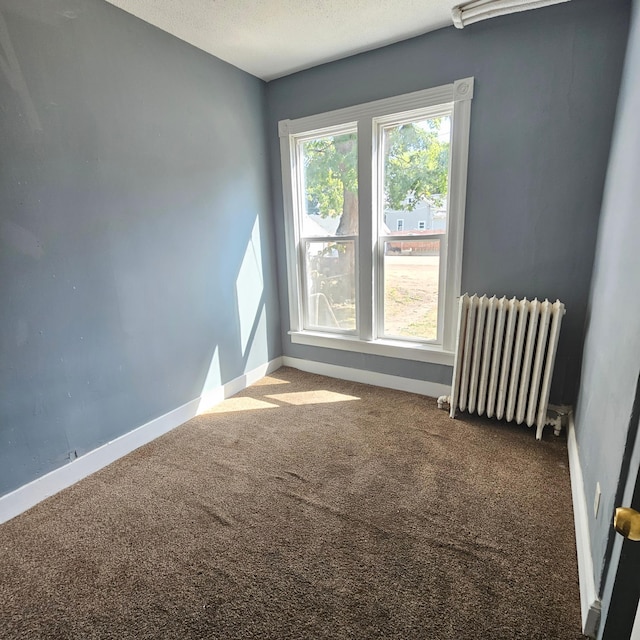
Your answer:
(321, 254), (440, 340)
(384, 255), (439, 340)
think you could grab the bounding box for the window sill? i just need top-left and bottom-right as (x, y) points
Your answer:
(288, 331), (455, 366)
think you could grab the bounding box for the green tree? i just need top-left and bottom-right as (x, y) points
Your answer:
(303, 132), (358, 235)
(383, 119), (449, 212)
(302, 118), (449, 236)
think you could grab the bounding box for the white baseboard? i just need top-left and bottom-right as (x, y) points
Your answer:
(281, 356), (451, 399)
(197, 357), (282, 413)
(0, 357), (283, 525)
(567, 413), (602, 638)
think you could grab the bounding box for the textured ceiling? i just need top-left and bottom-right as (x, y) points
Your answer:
(104, 0), (457, 80)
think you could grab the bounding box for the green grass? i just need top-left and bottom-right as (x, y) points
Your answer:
(403, 311), (438, 340)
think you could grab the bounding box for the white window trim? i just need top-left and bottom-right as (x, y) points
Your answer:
(279, 77), (474, 366)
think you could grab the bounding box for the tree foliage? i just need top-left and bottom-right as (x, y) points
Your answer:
(302, 133), (357, 219)
(301, 118), (449, 234)
(383, 118), (449, 210)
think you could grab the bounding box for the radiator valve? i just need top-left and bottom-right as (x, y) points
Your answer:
(546, 405), (572, 437)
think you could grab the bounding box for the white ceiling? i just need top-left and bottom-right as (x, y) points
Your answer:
(104, 0), (458, 81)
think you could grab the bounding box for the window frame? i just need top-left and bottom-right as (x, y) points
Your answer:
(279, 77), (474, 366)
(293, 122), (360, 336)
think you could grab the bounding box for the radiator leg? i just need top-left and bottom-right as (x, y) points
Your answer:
(536, 415), (561, 440)
(437, 395), (450, 410)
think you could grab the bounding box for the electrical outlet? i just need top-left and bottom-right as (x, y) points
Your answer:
(594, 482), (602, 519)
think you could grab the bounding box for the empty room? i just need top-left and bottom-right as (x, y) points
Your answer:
(1, 0), (639, 637)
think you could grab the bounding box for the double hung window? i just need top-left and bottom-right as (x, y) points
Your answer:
(279, 78), (474, 364)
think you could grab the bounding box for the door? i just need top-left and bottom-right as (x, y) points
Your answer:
(597, 377), (640, 640)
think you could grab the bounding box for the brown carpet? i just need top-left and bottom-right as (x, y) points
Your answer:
(0, 367), (583, 639)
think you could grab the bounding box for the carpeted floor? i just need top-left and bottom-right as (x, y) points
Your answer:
(0, 367), (583, 639)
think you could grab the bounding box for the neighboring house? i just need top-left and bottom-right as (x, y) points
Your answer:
(303, 214), (340, 236)
(307, 199), (446, 237)
(383, 198), (446, 233)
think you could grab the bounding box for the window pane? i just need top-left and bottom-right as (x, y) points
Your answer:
(299, 131), (358, 237)
(305, 240), (356, 331)
(382, 116), (450, 236)
(383, 239), (440, 341)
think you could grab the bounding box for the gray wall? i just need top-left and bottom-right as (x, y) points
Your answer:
(573, 0), (640, 630)
(0, 0), (280, 497)
(266, 0), (630, 404)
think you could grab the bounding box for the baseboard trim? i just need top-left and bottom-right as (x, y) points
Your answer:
(0, 357), (283, 525)
(567, 413), (602, 638)
(281, 356), (451, 399)
(197, 357), (283, 413)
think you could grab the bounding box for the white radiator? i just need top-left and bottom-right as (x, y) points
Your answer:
(440, 294), (565, 440)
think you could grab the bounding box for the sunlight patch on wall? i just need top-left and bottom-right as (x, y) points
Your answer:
(236, 217), (264, 355)
(265, 390), (360, 405)
(197, 346), (221, 414)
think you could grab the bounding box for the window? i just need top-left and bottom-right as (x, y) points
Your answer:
(279, 78), (473, 365)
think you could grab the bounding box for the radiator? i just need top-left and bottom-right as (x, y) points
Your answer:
(440, 294), (565, 440)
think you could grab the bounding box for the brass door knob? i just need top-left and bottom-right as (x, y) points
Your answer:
(614, 507), (640, 541)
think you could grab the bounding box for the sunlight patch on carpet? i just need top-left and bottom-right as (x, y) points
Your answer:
(266, 390), (360, 405)
(251, 376), (290, 386)
(203, 397), (279, 413)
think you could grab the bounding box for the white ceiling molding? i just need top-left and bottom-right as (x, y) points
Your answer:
(452, 0), (571, 29)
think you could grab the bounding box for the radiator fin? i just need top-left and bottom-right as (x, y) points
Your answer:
(449, 293), (565, 440)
